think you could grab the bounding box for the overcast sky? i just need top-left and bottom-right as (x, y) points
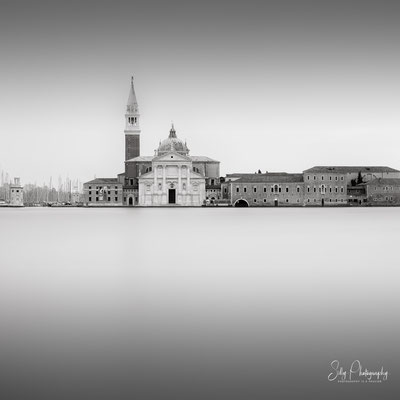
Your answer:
(1, 0), (400, 184)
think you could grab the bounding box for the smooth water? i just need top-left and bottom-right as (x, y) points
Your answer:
(0, 208), (398, 399)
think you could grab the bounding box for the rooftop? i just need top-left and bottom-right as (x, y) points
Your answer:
(364, 178), (400, 186)
(126, 155), (218, 163)
(84, 178), (120, 185)
(304, 166), (400, 173)
(225, 173), (304, 183)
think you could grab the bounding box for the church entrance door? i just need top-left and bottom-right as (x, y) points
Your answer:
(128, 197), (133, 206)
(168, 189), (176, 204)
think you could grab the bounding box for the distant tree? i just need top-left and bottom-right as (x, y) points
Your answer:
(357, 171), (363, 184)
(219, 177), (225, 183)
(350, 179), (357, 186)
(258, 169), (262, 174)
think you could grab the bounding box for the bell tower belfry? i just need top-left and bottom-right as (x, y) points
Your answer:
(124, 76), (141, 160)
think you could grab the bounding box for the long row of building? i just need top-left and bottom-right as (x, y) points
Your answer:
(83, 79), (400, 207)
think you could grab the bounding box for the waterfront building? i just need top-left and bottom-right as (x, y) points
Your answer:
(9, 177), (23, 206)
(83, 178), (123, 206)
(222, 173), (304, 207)
(82, 77), (400, 208)
(83, 78), (220, 206)
(364, 178), (400, 205)
(223, 167), (400, 207)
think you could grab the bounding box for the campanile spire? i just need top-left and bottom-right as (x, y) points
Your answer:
(124, 76), (141, 160)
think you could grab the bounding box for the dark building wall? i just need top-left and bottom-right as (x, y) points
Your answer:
(125, 134), (140, 161)
(223, 181), (304, 206)
(83, 182), (123, 205)
(366, 183), (400, 205)
(303, 172), (347, 205)
(124, 161), (153, 187)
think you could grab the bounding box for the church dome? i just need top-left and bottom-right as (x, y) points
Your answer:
(157, 124), (189, 156)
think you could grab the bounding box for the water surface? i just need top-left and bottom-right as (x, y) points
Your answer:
(0, 208), (398, 399)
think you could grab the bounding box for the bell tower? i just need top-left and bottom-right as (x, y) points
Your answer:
(125, 76), (141, 160)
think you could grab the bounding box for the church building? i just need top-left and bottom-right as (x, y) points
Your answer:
(83, 78), (220, 206)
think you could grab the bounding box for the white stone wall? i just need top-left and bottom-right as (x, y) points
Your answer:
(139, 162), (205, 206)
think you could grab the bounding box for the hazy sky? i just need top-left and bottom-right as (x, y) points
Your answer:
(1, 0), (400, 184)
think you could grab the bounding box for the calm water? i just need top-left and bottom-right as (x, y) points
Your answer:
(0, 208), (399, 399)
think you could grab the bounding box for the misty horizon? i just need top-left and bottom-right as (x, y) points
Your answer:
(1, 0), (400, 184)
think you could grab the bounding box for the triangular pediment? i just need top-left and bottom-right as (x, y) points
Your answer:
(153, 151), (192, 163)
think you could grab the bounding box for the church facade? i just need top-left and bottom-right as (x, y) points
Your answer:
(83, 78), (220, 206)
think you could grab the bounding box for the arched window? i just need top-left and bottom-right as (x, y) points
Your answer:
(274, 184), (279, 193)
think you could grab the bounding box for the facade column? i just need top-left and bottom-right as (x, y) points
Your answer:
(163, 165), (166, 190)
(178, 165), (182, 190)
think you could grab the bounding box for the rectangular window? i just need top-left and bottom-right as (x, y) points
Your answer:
(89, 197), (92, 201)
(244, 187), (247, 193)
(108, 191), (110, 195)
(341, 187), (344, 193)
(286, 199), (289, 203)
(89, 191), (91, 195)
(271, 187), (274, 193)
(335, 187), (338, 193)
(313, 187), (316, 193)
(285, 187), (289, 193)
(253, 187), (257, 193)
(115, 191), (118, 195)
(329, 176), (332, 181)
(307, 187), (310, 193)
(108, 197), (111, 201)
(278, 187), (281, 193)
(115, 186), (118, 189)
(341, 177), (344, 181)
(115, 197), (118, 202)
(89, 186), (92, 189)
(335, 177), (338, 181)
(130, 179), (134, 185)
(307, 175), (310, 180)
(263, 187), (267, 193)
(321, 176), (324, 180)
(297, 187), (300, 193)
(236, 187), (239, 193)
(224, 188), (227, 193)
(96, 191), (99, 195)
(96, 197), (99, 202)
